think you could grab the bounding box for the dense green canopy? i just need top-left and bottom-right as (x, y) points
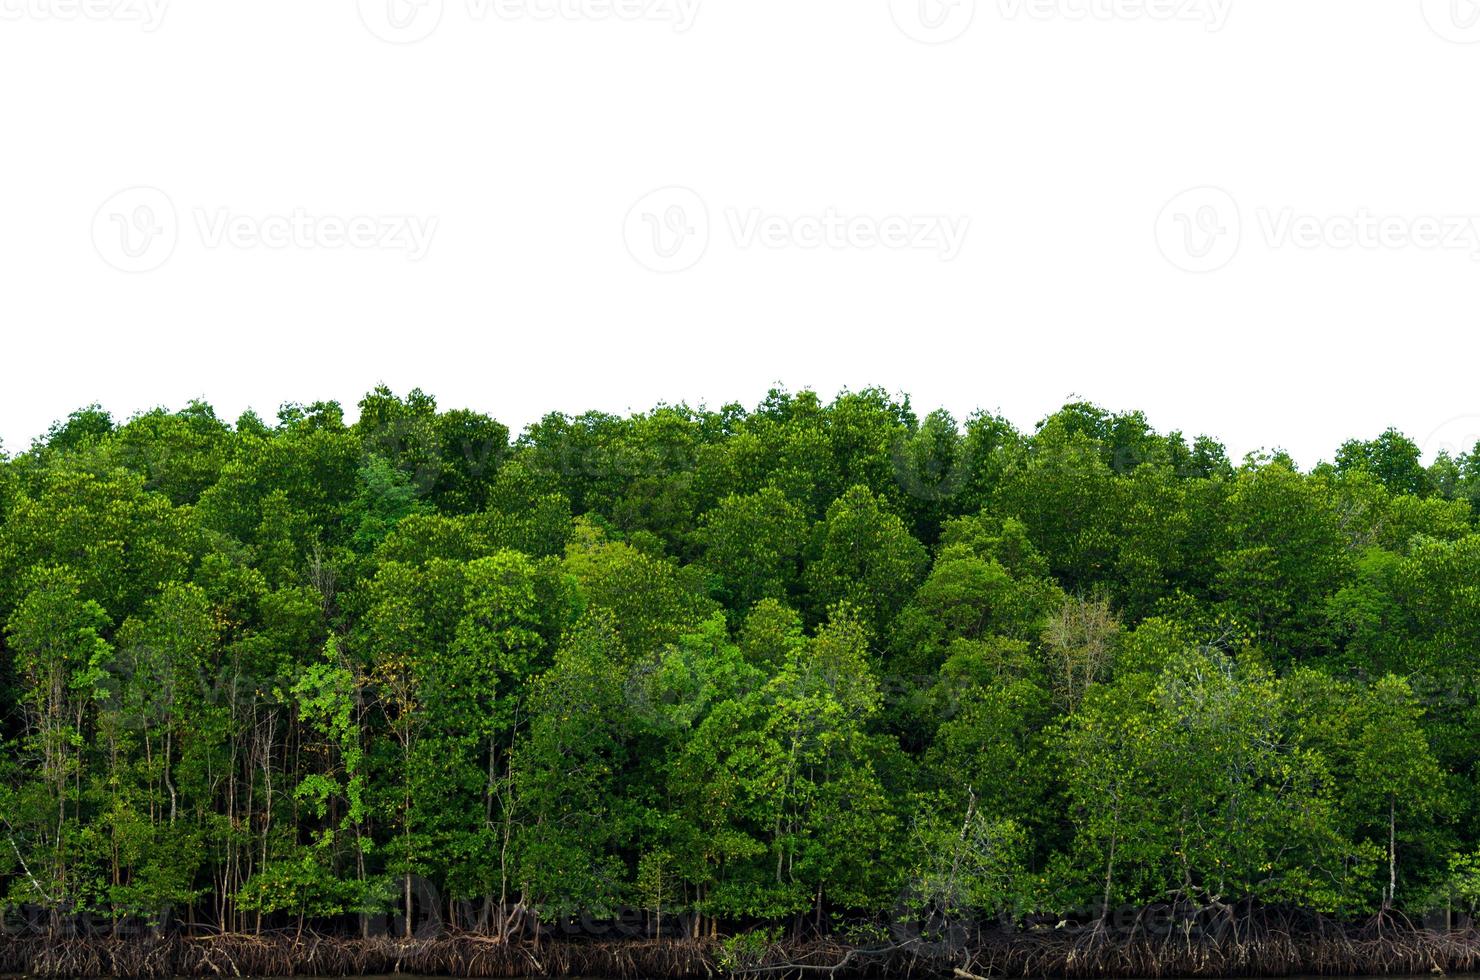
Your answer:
(2, 386), (1479, 937)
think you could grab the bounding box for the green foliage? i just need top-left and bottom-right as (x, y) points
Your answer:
(717, 926), (783, 971)
(902, 795), (1030, 923)
(515, 613), (630, 917)
(804, 485), (927, 633)
(1336, 429), (1430, 497)
(0, 386), (1472, 939)
(696, 488), (807, 613)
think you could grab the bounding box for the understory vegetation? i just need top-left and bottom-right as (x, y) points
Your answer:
(4, 386), (1480, 957)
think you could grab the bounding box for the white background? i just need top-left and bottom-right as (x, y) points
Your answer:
(2, 0), (1479, 466)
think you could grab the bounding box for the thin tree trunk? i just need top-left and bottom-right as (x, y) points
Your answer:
(1387, 794), (1397, 908)
(404, 871), (414, 938)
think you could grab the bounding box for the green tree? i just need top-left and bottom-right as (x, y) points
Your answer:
(804, 486), (927, 634)
(3, 568), (112, 920)
(1336, 429), (1429, 497)
(696, 488), (808, 614)
(515, 613), (630, 919)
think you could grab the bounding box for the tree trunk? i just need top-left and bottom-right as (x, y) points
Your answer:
(1387, 794), (1397, 908)
(404, 872), (414, 938)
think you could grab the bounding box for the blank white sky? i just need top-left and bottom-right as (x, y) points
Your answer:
(3, 0), (1479, 466)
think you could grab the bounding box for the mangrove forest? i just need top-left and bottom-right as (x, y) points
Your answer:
(5, 386), (1480, 976)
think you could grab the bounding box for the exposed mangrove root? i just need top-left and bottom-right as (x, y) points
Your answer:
(6, 924), (1480, 979)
